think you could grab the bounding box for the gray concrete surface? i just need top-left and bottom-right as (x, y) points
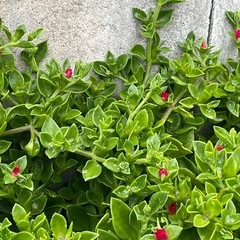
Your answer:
(1, 0), (239, 64)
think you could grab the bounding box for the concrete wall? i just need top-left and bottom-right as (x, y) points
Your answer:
(1, 0), (239, 63)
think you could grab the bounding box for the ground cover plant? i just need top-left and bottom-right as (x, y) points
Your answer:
(0, 0), (240, 239)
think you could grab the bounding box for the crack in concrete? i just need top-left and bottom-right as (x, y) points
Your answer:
(207, 0), (215, 44)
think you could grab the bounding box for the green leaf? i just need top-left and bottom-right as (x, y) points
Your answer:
(63, 77), (91, 93)
(106, 137), (119, 150)
(134, 109), (149, 132)
(42, 117), (59, 137)
(11, 24), (26, 42)
(197, 222), (223, 240)
(28, 28), (44, 41)
(93, 61), (112, 76)
(24, 132), (40, 157)
(13, 41), (35, 48)
(50, 213), (67, 239)
(97, 229), (119, 240)
(188, 83), (198, 98)
(174, 106), (194, 118)
(206, 199), (222, 218)
(117, 54), (128, 70)
(37, 70), (56, 97)
(186, 68), (204, 78)
(130, 174), (147, 194)
(9, 69), (25, 92)
(226, 11), (237, 28)
(156, 9), (174, 28)
(4, 173), (17, 184)
(129, 44), (146, 59)
(15, 155), (27, 173)
(214, 126), (232, 145)
(149, 191), (168, 214)
(179, 97), (195, 108)
(103, 158), (120, 173)
(223, 156), (238, 178)
(193, 214), (210, 228)
(199, 105), (216, 119)
(12, 204), (28, 224)
(113, 185), (129, 198)
(0, 52), (14, 71)
(11, 232), (35, 240)
(0, 140), (11, 154)
(35, 40), (48, 64)
(111, 198), (138, 240)
(92, 105), (106, 128)
(80, 231), (99, 240)
(82, 160), (102, 181)
(194, 141), (210, 173)
(132, 8), (147, 21)
(226, 100), (239, 117)
(165, 225), (183, 239)
(140, 235), (155, 240)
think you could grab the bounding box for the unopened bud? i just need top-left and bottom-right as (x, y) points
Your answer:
(161, 91), (169, 101)
(201, 42), (208, 49)
(65, 68), (73, 79)
(12, 165), (20, 177)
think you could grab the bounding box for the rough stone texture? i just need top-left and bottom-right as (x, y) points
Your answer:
(0, 0), (239, 64)
(210, 0), (239, 60)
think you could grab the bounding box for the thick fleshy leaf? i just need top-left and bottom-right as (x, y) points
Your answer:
(111, 198), (139, 239)
(82, 160), (102, 181)
(50, 213), (67, 239)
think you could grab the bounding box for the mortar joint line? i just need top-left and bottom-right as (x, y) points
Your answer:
(207, 0), (215, 45)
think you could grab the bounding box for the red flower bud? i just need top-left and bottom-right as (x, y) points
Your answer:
(235, 29), (240, 40)
(215, 144), (223, 152)
(158, 168), (168, 177)
(154, 228), (168, 240)
(201, 42), (208, 49)
(161, 91), (169, 101)
(65, 68), (73, 79)
(168, 202), (178, 215)
(12, 165), (20, 177)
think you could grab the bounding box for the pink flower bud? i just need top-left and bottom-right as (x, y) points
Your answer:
(65, 68), (73, 79)
(215, 144), (223, 152)
(158, 168), (168, 177)
(235, 29), (240, 40)
(201, 42), (208, 49)
(161, 91), (169, 101)
(168, 202), (178, 215)
(154, 228), (168, 240)
(12, 165), (20, 177)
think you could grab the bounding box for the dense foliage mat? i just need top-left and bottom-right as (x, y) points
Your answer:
(1, 0), (240, 239)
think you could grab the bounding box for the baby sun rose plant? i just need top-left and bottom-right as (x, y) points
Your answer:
(1, 0), (240, 239)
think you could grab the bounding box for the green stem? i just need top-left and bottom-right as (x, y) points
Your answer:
(128, 90), (153, 121)
(115, 74), (128, 83)
(143, 3), (162, 85)
(0, 125), (32, 137)
(74, 148), (105, 163)
(161, 89), (187, 123)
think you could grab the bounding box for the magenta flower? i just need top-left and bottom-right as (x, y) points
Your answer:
(65, 68), (73, 79)
(12, 165), (20, 177)
(154, 228), (168, 240)
(161, 91), (169, 101)
(235, 29), (240, 40)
